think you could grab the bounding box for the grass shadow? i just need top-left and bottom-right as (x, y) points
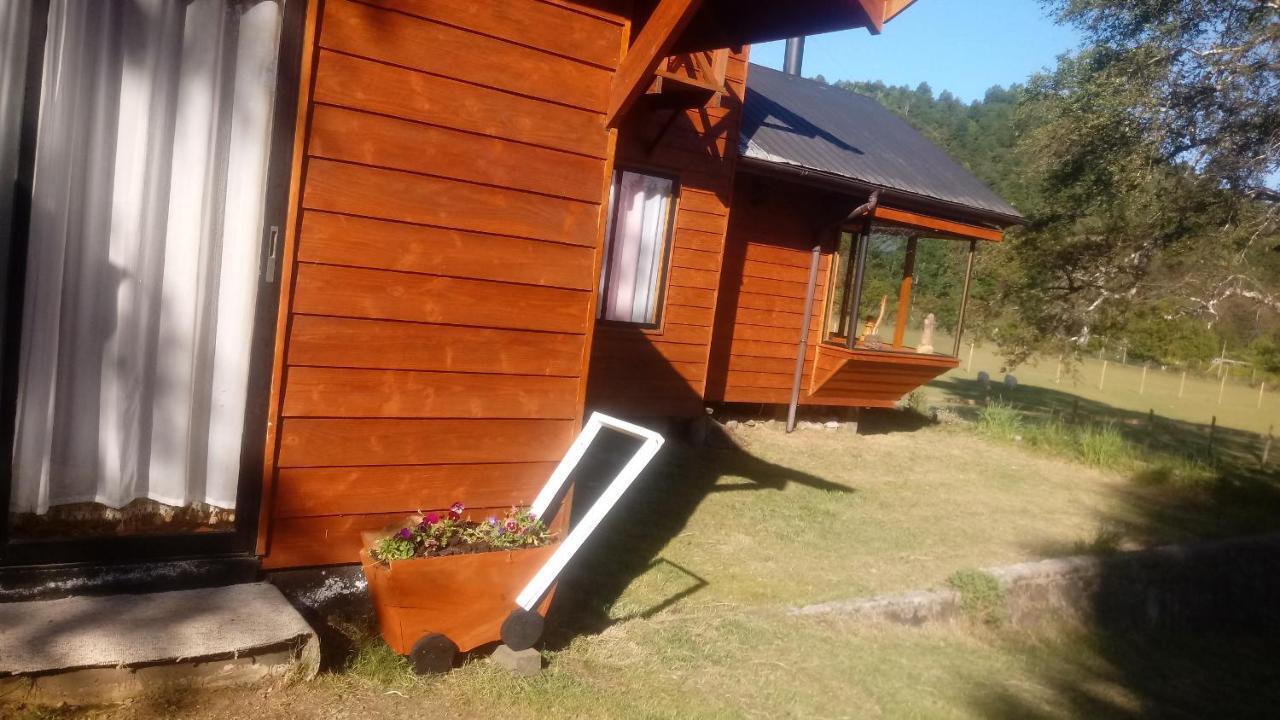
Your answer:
(543, 429), (853, 648)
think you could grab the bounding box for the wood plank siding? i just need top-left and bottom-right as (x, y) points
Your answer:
(260, 0), (626, 568)
(585, 51), (750, 418)
(706, 177), (846, 407)
(706, 175), (962, 409)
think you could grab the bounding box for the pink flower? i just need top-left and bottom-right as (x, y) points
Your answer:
(505, 519), (519, 533)
(424, 512), (440, 525)
(449, 501), (464, 520)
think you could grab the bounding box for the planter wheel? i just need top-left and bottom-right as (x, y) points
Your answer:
(500, 608), (544, 651)
(409, 633), (458, 674)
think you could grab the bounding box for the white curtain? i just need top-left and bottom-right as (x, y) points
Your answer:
(599, 171), (674, 324)
(7, 0), (282, 514)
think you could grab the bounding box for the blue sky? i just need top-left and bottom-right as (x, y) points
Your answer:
(751, 0), (1082, 103)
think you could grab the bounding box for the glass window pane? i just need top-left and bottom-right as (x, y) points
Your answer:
(8, 0), (282, 539)
(599, 171), (674, 325)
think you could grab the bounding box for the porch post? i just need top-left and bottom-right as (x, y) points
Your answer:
(892, 236), (917, 348)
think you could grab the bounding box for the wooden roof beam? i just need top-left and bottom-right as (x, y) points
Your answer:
(607, 0), (703, 128)
(871, 206), (1005, 242)
(853, 0), (918, 34)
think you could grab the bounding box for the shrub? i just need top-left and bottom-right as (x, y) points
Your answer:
(976, 400), (1024, 439)
(946, 568), (1006, 625)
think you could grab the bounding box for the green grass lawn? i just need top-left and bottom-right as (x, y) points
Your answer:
(30, 414), (1280, 720)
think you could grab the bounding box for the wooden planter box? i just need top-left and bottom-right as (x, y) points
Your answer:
(360, 533), (558, 660)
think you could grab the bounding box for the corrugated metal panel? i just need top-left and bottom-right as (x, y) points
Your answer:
(740, 63), (1023, 222)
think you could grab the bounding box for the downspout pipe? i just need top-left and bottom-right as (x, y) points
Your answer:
(786, 190), (881, 433)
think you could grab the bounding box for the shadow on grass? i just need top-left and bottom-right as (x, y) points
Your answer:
(934, 377), (1280, 719)
(543, 428), (852, 648)
(969, 628), (1280, 720)
(935, 377), (1280, 549)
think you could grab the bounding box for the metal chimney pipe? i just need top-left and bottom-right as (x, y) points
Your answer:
(783, 36), (804, 76)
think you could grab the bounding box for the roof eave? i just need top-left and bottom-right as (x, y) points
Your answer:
(736, 154), (1027, 229)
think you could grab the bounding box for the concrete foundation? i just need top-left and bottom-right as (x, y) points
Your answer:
(0, 582), (318, 706)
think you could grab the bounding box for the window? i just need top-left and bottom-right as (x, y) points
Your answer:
(825, 221), (976, 356)
(1, 0), (291, 544)
(597, 170), (677, 325)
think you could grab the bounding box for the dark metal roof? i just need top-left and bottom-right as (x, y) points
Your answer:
(740, 63), (1024, 225)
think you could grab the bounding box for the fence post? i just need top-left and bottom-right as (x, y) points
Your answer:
(1139, 364), (1147, 395)
(1264, 425), (1273, 468)
(1258, 381), (1266, 410)
(1218, 373), (1227, 406)
(1179, 370), (1187, 399)
(1099, 359), (1108, 390)
(967, 340), (975, 372)
(1055, 355), (1063, 384)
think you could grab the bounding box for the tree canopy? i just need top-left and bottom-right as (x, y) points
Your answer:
(831, 0), (1280, 371)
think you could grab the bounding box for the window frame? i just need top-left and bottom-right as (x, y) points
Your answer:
(596, 167), (680, 330)
(823, 219), (976, 358)
(0, 0), (307, 567)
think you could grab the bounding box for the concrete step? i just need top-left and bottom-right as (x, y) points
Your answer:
(0, 582), (318, 706)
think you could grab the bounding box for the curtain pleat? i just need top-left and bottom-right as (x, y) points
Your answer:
(9, 0), (281, 515)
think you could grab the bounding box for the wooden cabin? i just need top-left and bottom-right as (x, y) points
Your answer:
(1, 0), (941, 585)
(588, 63), (1022, 423)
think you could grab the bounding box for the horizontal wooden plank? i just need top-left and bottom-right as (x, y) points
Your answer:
(323, 0), (609, 111)
(743, 242), (821, 269)
(263, 513), (407, 568)
(278, 418), (576, 467)
(288, 315), (585, 376)
(663, 303), (714, 326)
(303, 159), (598, 245)
(724, 370), (795, 390)
(292, 263), (588, 333)
(309, 104), (603, 203)
(668, 266), (719, 290)
(678, 187), (730, 215)
(652, 322), (712, 345)
(741, 258), (825, 284)
(736, 274), (822, 299)
(670, 246), (720, 271)
(590, 358), (706, 384)
(297, 212), (595, 288)
(591, 335), (710, 363)
(313, 50), (606, 158)
(732, 306), (819, 330)
(363, 0), (622, 69)
(675, 208), (728, 235)
(726, 355), (796, 374)
(673, 228), (725, 253)
(666, 285), (716, 308)
(273, 462), (557, 518)
(734, 291), (814, 315)
(282, 368), (579, 419)
(726, 338), (804, 360)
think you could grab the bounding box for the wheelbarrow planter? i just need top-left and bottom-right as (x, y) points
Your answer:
(360, 412), (664, 674)
(360, 538), (559, 673)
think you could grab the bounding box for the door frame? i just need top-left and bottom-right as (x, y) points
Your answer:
(0, 0), (308, 568)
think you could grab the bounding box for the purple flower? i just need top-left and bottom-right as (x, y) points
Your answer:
(424, 512), (440, 525)
(497, 526), (506, 536)
(396, 527), (412, 540)
(449, 501), (465, 520)
(487, 516), (498, 526)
